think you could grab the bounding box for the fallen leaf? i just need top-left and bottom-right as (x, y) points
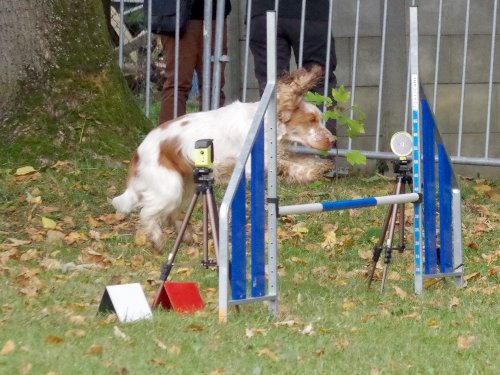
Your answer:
(168, 345), (181, 355)
(113, 326), (131, 342)
(464, 272), (481, 282)
(290, 256), (307, 265)
(41, 217), (58, 230)
(313, 348), (326, 357)
(427, 318), (439, 329)
(15, 166), (36, 176)
(342, 301), (356, 311)
(466, 242), (480, 251)
(69, 315), (86, 325)
(448, 297), (460, 309)
(65, 329), (86, 337)
(393, 285), (407, 299)
(21, 363), (33, 375)
(457, 335), (475, 350)
(134, 232), (147, 246)
(86, 344), (103, 355)
(4, 238), (31, 248)
(154, 338), (167, 350)
(487, 266), (500, 276)
(401, 312), (421, 321)
(256, 348), (279, 361)
(151, 358), (167, 366)
(46, 230), (66, 243)
(473, 183), (492, 195)
(186, 323), (203, 332)
(358, 250), (372, 260)
(65, 231), (89, 245)
(321, 229), (339, 250)
(301, 323), (314, 335)
(176, 267), (193, 276)
(1, 340), (15, 355)
(334, 339), (351, 350)
(130, 255), (145, 267)
(19, 249), (40, 262)
(274, 320), (298, 327)
(45, 336), (64, 345)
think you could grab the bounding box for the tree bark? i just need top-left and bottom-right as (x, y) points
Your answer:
(0, 0), (149, 166)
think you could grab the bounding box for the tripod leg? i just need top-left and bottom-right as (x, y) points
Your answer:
(368, 203), (393, 288)
(158, 191), (200, 282)
(206, 187), (220, 265)
(368, 178), (400, 288)
(380, 179), (404, 292)
(202, 192), (209, 268)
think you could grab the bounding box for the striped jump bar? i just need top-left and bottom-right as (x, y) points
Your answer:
(279, 193), (421, 216)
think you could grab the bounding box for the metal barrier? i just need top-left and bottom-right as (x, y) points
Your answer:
(114, 0), (499, 170)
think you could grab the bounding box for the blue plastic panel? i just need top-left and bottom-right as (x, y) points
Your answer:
(231, 173), (247, 300)
(251, 124), (266, 297)
(421, 98), (438, 275)
(438, 145), (453, 273)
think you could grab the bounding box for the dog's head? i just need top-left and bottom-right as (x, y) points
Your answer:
(276, 65), (334, 151)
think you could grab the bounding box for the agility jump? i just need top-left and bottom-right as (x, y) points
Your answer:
(217, 8), (464, 322)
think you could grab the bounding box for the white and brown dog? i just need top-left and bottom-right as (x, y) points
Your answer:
(112, 66), (334, 249)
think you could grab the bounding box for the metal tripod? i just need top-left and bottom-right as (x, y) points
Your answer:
(158, 167), (220, 283)
(367, 158), (413, 291)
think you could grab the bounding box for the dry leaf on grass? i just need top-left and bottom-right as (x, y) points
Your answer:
(393, 285), (407, 299)
(86, 344), (103, 355)
(45, 336), (64, 345)
(256, 348), (279, 361)
(1, 340), (15, 355)
(457, 335), (476, 350)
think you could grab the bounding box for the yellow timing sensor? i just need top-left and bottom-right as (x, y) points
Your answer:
(194, 139), (214, 169)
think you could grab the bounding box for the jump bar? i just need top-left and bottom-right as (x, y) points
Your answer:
(279, 193), (421, 216)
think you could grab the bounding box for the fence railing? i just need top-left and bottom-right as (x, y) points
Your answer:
(114, 0), (500, 172)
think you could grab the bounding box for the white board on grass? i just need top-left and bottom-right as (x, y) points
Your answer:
(98, 283), (153, 323)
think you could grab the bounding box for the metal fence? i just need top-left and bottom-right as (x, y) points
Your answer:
(114, 0), (500, 172)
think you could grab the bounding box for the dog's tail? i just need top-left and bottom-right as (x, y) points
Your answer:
(112, 188), (139, 214)
(112, 151), (140, 214)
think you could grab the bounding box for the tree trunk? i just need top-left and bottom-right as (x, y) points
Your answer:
(0, 0), (149, 167)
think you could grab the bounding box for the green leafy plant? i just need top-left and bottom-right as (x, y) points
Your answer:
(305, 85), (367, 165)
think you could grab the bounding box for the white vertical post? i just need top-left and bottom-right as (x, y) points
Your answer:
(266, 11), (278, 315)
(409, 6), (423, 294)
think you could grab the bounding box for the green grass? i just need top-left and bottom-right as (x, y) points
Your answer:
(0, 162), (499, 374)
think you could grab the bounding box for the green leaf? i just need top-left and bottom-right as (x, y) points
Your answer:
(346, 150), (366, 165)
(345, 119), (365, 138)
(304, 91), (331, 106)
(324, 111), (340, 121)
(332, 85), (351, 104)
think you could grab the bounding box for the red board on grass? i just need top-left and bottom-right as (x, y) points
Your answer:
(153, 282), (204, 314)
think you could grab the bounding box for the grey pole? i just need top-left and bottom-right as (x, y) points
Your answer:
(145, 0), (152, 117)
(202, 0), (213, 111)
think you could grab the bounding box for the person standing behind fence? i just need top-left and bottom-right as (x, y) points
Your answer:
(155, 0), (232, 124)
(249, 0), (337, 136)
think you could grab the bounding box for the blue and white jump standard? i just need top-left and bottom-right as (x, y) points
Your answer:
(217, 7), (464, 322)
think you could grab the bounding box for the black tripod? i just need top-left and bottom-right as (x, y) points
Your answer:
(158, 167), (220, 282)
(367, 158), (413, 291)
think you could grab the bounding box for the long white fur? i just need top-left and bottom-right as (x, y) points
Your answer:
(113, 67), (334, 249)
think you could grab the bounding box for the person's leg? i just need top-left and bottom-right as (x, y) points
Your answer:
(289, 20), (337, 135)
(159, 21), (202, 124)
(250, 15), (292, 95)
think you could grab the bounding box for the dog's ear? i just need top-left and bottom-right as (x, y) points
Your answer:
(277, 65), (323, 99)
(277, 65), (324, 122)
